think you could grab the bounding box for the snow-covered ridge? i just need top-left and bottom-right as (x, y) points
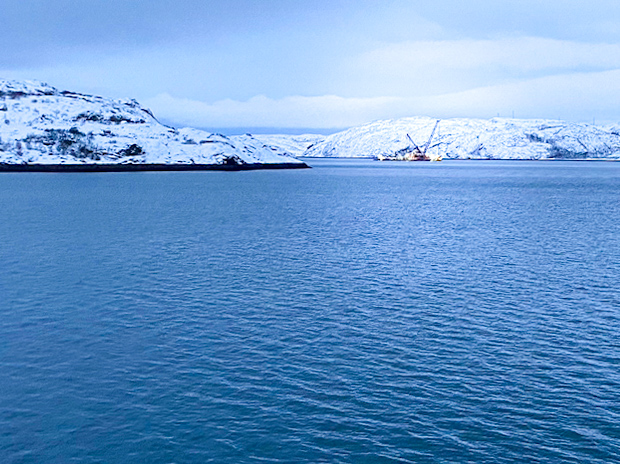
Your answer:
(243, 134), (326, 158)
(300, 117), (620, 160)
(0, 80), (304, 167)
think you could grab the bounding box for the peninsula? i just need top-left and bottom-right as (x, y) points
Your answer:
(0, 80), (308, 171)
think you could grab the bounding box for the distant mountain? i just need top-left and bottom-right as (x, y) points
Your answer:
(0, 80), (306, 169)
(266, 117), (620, 160)
(245, 134), (326, 158)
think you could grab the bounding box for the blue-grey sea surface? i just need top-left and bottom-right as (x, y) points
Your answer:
(1, 159), (619, 463)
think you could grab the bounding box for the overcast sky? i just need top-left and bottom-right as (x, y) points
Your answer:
(3, 0), (620, 131)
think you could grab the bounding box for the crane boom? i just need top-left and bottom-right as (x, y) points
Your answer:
(406, 133), (421, 152)
(422, 120), (440, 154)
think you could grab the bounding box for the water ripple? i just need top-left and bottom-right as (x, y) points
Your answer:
(1, 161), (619, 463)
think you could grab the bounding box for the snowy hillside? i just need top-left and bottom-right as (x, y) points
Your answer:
(5, 80), (617, 164)
(0, 80), (305, 168)
(240, 134), (326, 158)
(302, 117), (620, 160)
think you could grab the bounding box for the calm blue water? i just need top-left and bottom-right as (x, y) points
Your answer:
(1, 159), (619, 463)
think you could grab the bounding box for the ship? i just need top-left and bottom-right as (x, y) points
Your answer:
(376, 120), (442, 161)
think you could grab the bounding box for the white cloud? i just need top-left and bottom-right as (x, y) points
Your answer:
(359, 37), (620, 73)
(339, 37), (620, 97)
(418, 69), (620, 122)
(9, 34), (620, 103)
(144, 94), (401, 129)
(145, 69), (620, 129)
(4, 32), (620, 128)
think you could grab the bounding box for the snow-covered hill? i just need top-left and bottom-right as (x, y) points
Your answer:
(302, 117), (620, 160)
(241, 134), (326, 158)
(6, 80), (617, 164)
(0, 80), (305, 168)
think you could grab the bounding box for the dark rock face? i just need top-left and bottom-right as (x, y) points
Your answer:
(221, 155), (246, 166)
(118, 144), (144, 157)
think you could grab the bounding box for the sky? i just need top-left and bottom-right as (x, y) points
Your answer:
(2, 0), (620, 132)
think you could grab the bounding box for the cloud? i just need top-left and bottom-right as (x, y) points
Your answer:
(419, 69), (620, 122)
(7, 35), (620, 104)
(145, 69), (620, 129)
(144, 94), (401, 129)
(4, 20), (620, 129)
(338, 37), (620, 97)
(359, 37), (620, 74)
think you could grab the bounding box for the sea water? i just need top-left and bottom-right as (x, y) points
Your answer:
(1, 160), (619, 463)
